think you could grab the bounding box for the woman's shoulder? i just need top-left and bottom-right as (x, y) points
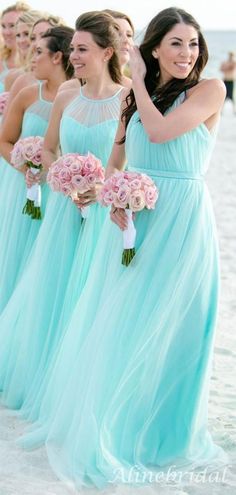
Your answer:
(4, 68), (24, 91)
(53, 87), (80, 112)
(13, 83), (39, 109)
(10, 72), (36, 96)
(58, 78), (80, 93)
(188, 78), (226, 99)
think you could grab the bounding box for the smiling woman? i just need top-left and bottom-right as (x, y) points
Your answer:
(152, 23), (200, 82)
(0, 11), (124, 424)
(0, 2), (30, 92)
(13, 7), (228, 491)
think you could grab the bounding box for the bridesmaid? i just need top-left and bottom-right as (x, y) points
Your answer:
(20, 7), (228, 490)
(0, 11), (123, 410)
(20, 9), (135, 420)
(3, 10), (43, 92)
(0, 25), (74, 312)
(0, 1), (30, 93)
(3, 14), (66, 116)
(58, 9), (134, 93)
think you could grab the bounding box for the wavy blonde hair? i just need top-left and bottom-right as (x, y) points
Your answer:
(15, 10), (43, 67)
(0, 2), (30, 61)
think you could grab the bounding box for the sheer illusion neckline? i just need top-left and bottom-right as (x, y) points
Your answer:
(80, 86), (123, 103)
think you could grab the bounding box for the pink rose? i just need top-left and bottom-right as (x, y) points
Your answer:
(0, 92), (9, 114)
(83, 157), (97, 175)
(129, 178), (142, 190)
(69, 160), (83, 174)
(61, 155), (74, 167)
(61, 183), (72, 196)
(100, 190), (114, 206)
(141, 173), (154, 186)
(59, 168), (72, 184)
(50, 163), (61, 175)
(71, 175), (88, 193)
(86, 174), (96, 188)
(113, 185), (131, 208)
(47, 176), (61, 192)
(144, 186), (159, 209)
(130, 190), (146, 212)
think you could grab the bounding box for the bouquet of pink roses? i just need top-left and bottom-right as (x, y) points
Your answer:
(0, 91), (9, 116)
(99, 170), (159, 266)
(47, 152), (105, 220)
(10, 136), (44, 219)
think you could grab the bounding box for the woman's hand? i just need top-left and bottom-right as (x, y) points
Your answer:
(128, 45), (147, 81)
(110, 206), (128, 231)
(25, 168), (45, 187)
(72, 183), (102, 208)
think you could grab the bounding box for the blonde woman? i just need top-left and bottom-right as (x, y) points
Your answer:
(4, 10), (43, 91)
(0, 2), (30, 93)
(2, 14), (65, 116)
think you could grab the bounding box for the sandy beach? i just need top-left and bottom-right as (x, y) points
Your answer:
(0, 104), (236, 494)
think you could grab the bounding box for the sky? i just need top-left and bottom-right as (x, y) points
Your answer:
(1, 0), (236, 31)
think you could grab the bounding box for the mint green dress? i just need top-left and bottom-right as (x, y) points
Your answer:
(0, 61), (10, 195)
(19, 93), (228, 488)
(0, 82), (51, 313)
(0, 60), (8, 94)
(0, 87), (122, 410)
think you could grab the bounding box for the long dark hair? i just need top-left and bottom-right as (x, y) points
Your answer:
(75, 11), (122, 84)
(41, 26), (74, 79)
(121, 7), (208, 142)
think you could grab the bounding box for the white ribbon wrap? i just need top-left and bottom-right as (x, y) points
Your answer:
(80, 206), (89, 219)
(26, 167), (41, 207)
(123, 208), (136, 249)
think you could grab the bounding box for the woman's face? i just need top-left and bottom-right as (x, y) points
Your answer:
(30, 37), (54, 79)
(153, 23), (199, 84)
(1, 10), (19, 49)
(70, 30), (112, 80)
(16, 21), (31, 58)
(30, 21), (52, 50)
(115, 18), (134, 67)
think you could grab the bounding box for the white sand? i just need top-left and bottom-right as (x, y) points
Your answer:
(0, 107), (236, 494)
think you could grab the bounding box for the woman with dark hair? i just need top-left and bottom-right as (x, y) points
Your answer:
(17, 7), (228, 489)
(0, 25), (74, 313)
(0, 12), (123, 415)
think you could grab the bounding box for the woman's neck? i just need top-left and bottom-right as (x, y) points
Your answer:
(82, 74), (121, 100)
(43, 72), (69, 100)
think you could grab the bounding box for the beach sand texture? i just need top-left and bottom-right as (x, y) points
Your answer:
(0, 107), (235, 494)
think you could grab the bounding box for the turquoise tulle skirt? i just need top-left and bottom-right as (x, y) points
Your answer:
(19, 202), (109, 421)
(0, 159), (49, 313)
(0, 192), (82, 408)
(19, 175), (228, 488)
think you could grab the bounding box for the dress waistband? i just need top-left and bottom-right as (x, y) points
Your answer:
(128, 167), (204, 181)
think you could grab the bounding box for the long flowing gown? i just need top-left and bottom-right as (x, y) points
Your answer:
(0, 82), (52, 313)
(0, 86), (122, 411)
(19, 93), (228, 488)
